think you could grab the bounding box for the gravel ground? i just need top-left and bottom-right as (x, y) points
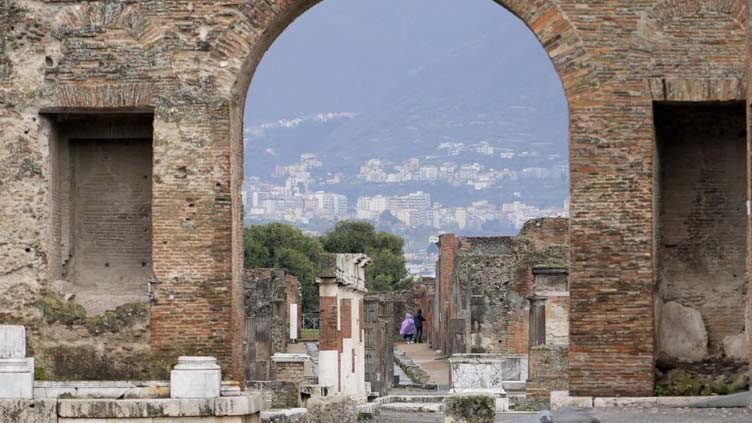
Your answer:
(371, 407), (752, 423)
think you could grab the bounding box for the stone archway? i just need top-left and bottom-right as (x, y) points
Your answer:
(219, 0), (597, 388)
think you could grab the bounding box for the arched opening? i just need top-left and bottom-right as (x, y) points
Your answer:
(233, 0), (576, 398)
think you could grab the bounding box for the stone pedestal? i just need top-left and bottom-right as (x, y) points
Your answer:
(170, 356), (221, 399)
(272, 353), (308, 385)
(449, 354), (511, 411)
(0, 358), (34, 399)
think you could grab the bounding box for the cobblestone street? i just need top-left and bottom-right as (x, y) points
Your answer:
(371, 407), (752, 423)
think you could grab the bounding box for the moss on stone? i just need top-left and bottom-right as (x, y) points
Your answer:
(38, 293), (147, 335)
(657, 369), (749, 396)
(34, 366), (47, 381)
(38, 293), (86, 325)
(84, 302), (148, 335)
(443, 395), (495, 423)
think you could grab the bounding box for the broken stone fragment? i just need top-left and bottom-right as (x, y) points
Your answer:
(657, 300), (708, 362)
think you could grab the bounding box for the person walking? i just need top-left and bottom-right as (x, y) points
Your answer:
(414, 309), (425, 343)
(400, 313), (416, 344)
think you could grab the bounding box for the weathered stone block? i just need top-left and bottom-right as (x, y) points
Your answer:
(170, 357), (221, 399)
(0, 399), (57, 423)
(304, 395), (356, 423)
(449, 354), (506, 395)
(0, 325), (25, 359)
(657, 301), (708, 362)
(0, 358), (34, 399)
(549, 391), (592, 410)
(261, 408), (307, 423)
(442, 394), (495, 423)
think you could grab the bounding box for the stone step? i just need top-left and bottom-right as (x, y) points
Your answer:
(380, 402), (443, 413)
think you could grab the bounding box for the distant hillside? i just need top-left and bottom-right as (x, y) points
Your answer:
(245, 34), (567, 178)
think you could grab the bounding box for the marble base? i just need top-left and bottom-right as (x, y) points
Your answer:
(170, 356), (221, 399)
(0, 358), (34, 399)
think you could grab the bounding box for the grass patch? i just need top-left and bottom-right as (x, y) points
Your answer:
(301, 329), (320, 340)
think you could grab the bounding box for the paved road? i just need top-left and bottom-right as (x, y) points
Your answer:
(372, 407), (752, 423)
(397, 342), (450, 386)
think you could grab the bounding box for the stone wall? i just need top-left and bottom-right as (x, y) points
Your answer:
(434, 218), (569, 356)
(655, 103), (748, 365)
(413, 278), (434, 344)
(244, 269), (290, 382)
(364, 295), (394, 396)
(0, 396), (263, 423)
(525, 345), (568, 403)
(1, 0), (751, 396)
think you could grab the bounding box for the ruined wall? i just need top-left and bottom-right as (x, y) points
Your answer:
(434, 234), (458, 355)
(364, 295), (394, 396)
(435, 218), (569, 356)
(317, 253), (368, 399)
(244, 268), (289, 381)
(413, 277), (434, 343)
(655, 103), (748, 365)
(526, 345), (569, 403)
(0, 0), (750, 396)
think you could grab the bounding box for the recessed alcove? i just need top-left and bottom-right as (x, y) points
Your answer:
(44, 111), (154, 315)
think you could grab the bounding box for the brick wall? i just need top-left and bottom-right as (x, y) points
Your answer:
(319, 296), (338, 352)
(434, 218), (568, 356)
(1, 0), (750, 394)
(341, 299), (352, 339)
(273, 361), (305, 385)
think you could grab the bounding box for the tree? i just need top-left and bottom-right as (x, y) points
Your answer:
(244, 223), (323, 311)
(320, 220), (408, 292)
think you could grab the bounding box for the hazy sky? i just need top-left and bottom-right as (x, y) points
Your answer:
(244, 0), (566, 126)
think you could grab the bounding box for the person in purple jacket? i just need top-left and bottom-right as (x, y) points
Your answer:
(400, 313), (416, 344)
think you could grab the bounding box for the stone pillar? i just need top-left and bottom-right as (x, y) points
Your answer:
(0, 325), (33, 399)
(317, 253), (370, 402)
(529, 296), (547, 348)
(170, 356), (221, 398)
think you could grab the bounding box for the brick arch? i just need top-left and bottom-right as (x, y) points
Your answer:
(220, 0), (598, 381)
(221, 0), (597, 105)
(648, 0), (747, 28)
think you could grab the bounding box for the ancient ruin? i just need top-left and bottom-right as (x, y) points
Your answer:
(433, 218), (568, 357)
(2, 1), (752, 417)
(317, 253), (370, 402)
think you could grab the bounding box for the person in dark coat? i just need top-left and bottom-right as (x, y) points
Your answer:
(414, 309), (425, 343)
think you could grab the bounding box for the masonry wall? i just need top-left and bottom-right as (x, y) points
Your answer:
(435, 218), (569, 356)
(1, 0), (750, 395)
(244, 268), (289, 381)
(526, 345), (569, 403)
(655, 103), (748, 364)
(364, 295), (394, 396)
(413, 277), (434, 343)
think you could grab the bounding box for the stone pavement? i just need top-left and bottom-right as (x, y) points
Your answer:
(372, 407), (752, 423)
(397, 342), (450, 386)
